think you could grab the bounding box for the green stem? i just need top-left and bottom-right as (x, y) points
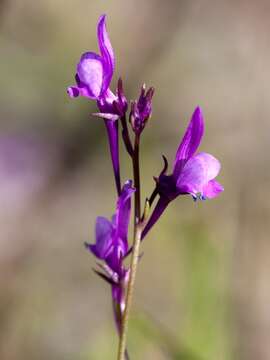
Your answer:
(117, 133), (142, 360)
(117, 223), (143, 360)
(133, 134), (141, 222)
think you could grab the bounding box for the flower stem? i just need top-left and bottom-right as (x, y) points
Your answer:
(117, 134), (142, 360)
(105, 120), (121, 196)
(133, 134), (141, 222)
(120, 115), (134, 157)
(117, 223), (143, 360)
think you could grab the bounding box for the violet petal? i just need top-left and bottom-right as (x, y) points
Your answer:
(176, 152), (221, 197)
(203, 179), (224, 199)
(88, 216), (113, 259)
(114, 180), (135, 248)
(173, 107), (204, 177)
(67, 86), (80, 98)
(77, 52), (104, 99)
(97, 15), (115, 96)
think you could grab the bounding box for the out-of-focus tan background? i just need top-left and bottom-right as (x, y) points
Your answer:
(0, 0), (269, 359)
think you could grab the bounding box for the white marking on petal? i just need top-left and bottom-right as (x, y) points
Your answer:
(78, 58), (103, 98)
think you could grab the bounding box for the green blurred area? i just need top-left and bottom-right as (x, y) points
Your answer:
(0, 0), (269, 359)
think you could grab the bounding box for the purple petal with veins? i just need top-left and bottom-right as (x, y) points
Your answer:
(114, 180), (135, 248)
(97, 15), (115, 68)
(176, 152), (221, 196)
(173, 107), (204, 177)
(87, 216), (113, 259)
(97, 15), (115, 95)
(77, 52), (104, 99)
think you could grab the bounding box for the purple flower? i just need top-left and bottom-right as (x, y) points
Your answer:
(67, 15), (128, 195)
(130, 84), (154, 134)
(86, 180), (135, 334)
(67, 15), (127, 119)
(142, 107), (223, 238)
(86, 180), (135, 302)
(67, 15), (115, 101)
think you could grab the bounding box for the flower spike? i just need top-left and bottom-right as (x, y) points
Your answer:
(68, 15), (224, 359)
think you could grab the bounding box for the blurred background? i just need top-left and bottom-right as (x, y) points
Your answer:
(0, 0), (269, 359)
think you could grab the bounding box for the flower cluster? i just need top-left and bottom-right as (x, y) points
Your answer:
(67, 14), (223, 358)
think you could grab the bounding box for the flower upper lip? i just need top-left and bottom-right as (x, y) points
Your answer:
(67, 14), (115, 101)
